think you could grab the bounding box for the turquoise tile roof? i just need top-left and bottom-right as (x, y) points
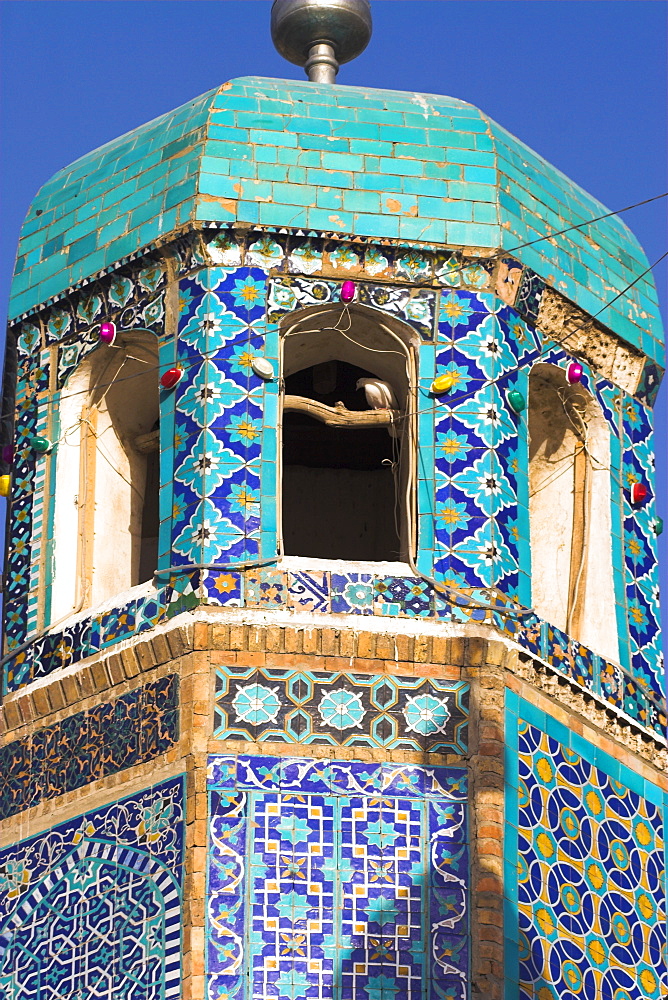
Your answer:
(10, 76), (663, 361)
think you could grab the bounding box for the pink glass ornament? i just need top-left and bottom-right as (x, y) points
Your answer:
(567, 362), (583, 384)
(340, 280), (356, 304)
(99, 322), (116, 345)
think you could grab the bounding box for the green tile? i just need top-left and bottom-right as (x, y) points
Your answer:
(352, 213), (400, 239)
(306, 169), (354, 189)
(378, 157), (423, 177)
(394, 144), (446, 162)
(342, 189), (382, 213)
(401, 176), (450, 197)
(67, 231), (98, 263)
(417, 197), (472, 221)
(98, 215), (129, 246)
(320, 152), (364, 171)
(398, 217), (445, 242)
(258, 203), (309, 227)
(257, 163), (289, 182)
(307, 208), (353, 231)
(298, 134), (349, 153)
(271, 182), (316, 207)
(348, 138), (393, 156)
(207, 125), (249, 143)
(315, 188), (346, 210)
(8, 72), (663, 359)
(198, 173), (239, 199)
(286, 116), (335, 135)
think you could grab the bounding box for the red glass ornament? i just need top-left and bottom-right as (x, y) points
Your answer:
(340, 280), (356, 304)
(630, 482), (648, 505)
(160, 367), (183, 390)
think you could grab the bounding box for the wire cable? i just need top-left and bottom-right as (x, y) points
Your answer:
(498, 191), (668, 257)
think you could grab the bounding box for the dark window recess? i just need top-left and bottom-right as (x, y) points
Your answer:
(138, 442), (160, 584)
(282, 361), (401, 561)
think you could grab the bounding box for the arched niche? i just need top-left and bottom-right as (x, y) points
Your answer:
(528, 363), (618, 661)
(50, 331), (159, 622)
(279, 303), (418, 564)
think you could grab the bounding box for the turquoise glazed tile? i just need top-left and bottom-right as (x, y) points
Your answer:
(9, 77), (662, 364)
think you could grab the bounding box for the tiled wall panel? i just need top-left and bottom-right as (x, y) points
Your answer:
(207, 754), (469, 1000)
(505, 693), (667, 1000)
(0, 674), (179, 820)
(214, 665), (469, 752)
(0, 777), (185, 998)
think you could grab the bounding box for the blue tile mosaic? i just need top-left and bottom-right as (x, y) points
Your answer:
(0, 777), (185, 998)
(214, 666), (469, 752)
(207, 754), (469, 1000)
(1, 247), (664, 740)
(505, 697), (667, 1000)
(0, 675), (179, 820)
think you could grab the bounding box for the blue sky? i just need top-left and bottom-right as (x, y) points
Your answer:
(0, 0), (666, 624)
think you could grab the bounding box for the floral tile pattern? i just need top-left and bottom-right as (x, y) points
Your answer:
(1, 243), (664, 739)
(506, 695), (667, 1000)
(0, 675), (179, 820)
(267, 274), (437, 341)
(207, 754), (469, 1000)
(213, 665), (469, 753)
(0, 777), (184, 998)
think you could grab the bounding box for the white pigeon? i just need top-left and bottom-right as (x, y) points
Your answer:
(356, 378), (399, 410)
(356, 378), (401, 437)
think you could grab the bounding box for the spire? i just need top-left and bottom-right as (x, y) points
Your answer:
(271, 0), (372, 83)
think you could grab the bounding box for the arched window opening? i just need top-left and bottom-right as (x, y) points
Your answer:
(50, 332), (160, 623)
(280, 305), (416, 564)
(528, 364), (618, 661)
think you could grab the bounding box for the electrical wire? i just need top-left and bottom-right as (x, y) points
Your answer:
(5, 236), (665, 629)
(8, 239), (666, 417)
(496, 191), (668, 257)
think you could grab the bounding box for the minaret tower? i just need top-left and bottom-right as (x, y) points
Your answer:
(1, 3), (665, 999)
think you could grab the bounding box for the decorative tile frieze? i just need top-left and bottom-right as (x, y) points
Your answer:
(0, 674), (179, 820)
(214, 666), (469, 752)
(506, 693), (667, 1000)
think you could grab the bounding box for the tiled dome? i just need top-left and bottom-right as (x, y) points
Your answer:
(10, 76), (663, 362)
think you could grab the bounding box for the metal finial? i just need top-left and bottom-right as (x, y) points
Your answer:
(271, 0), (372, 84)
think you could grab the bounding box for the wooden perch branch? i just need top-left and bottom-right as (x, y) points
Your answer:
(134, 429), (160, 453)
(283, 394), (401, 429)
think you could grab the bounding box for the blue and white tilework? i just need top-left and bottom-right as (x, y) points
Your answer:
(505, 693), (667, 1000)
(207, 754), (469, 1000)
(2, 240), (664, 740)
(167, 266), (270, 571)
(0, 777), (185, 999)
(214, 666), (469, 752)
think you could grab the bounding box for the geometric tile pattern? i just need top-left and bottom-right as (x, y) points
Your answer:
(213, 666), (469, 752)
(267, 274), (438, 341)
(207, 754), (469, 1000)
(166, 264), (269, 570)
(3, 587), (172, 693)
(0, 776), (185, 999)
(0, 674), (179, 820)
(505, 694), (667, 1000)
(2, 247), (664, 740)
